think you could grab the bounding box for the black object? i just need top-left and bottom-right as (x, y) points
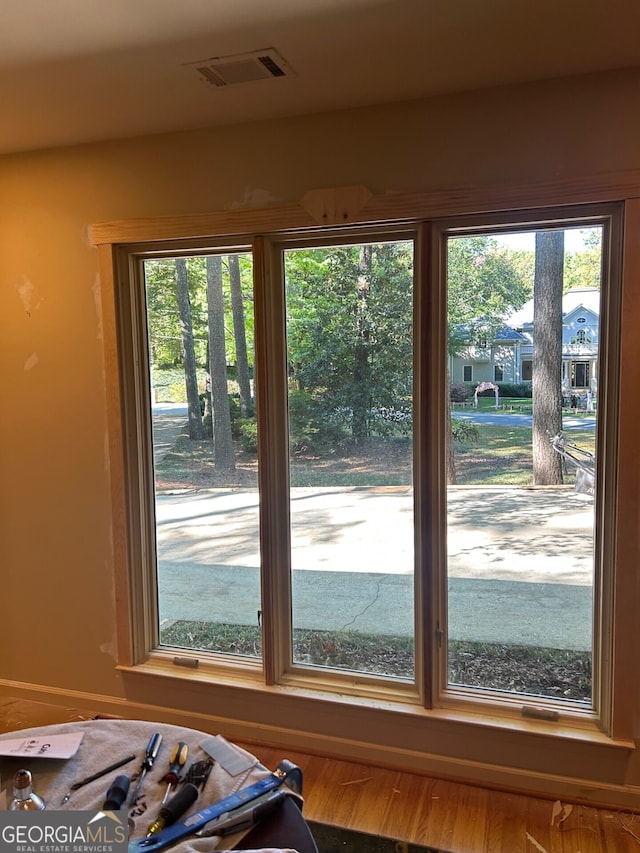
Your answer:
(62, 754), (136, 803)
(306, 821), (443, 853)
(146, 783), (199, 836)
(182, 758), (213, 789)
(103, 775), (130, 810)
(236, 795), (318, 852)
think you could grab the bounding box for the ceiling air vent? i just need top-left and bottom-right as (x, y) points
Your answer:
(185, 48), (295, 88)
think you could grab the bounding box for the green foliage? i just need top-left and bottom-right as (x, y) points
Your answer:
(451, 417), (479, 445)
(153, 366), (206, 402)
(287, 389), (350, 454)
(144, 253), (255, 373)
(200, 391), (256, 447)
(285, 242), (414, 444)
(452, 381), (532, 402)
(447, 236), (530, 356)
(237, 418), (258, 452)
(496, 381), (532, 398)
(563, 227), (602, 292)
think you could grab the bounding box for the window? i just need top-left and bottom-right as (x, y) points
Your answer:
(145, 252), (261, 661)
(444, 224), (607, 711)
(283, 239), (415, 678)
(99, 197), (626, 754)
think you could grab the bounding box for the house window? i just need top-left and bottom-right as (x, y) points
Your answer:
(99, 199), (624, 753)
(145, 252), (261, 660)
(444, 221), (612, 715)
(494, 364), (504, 382)
(283, 238), (416, 677)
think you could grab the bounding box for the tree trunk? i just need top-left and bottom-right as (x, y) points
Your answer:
(352, 244), (372, 444)
(532, 231), (564, 485)
(206, 255), (236, 472)
(228, 254), (253, 417)
(175, 258), (203, 440)
(446, 373), (456, 485)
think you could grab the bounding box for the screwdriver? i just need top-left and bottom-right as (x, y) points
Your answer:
(146, 782), (199, 836)
(161, 742), (188, 803)
(129, 733), (163, 805)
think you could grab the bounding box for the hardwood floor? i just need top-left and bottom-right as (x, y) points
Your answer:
(1, 697), (639, 851)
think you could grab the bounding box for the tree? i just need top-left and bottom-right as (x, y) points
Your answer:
(285, 242), (413, 446)
(352, 244), (373, 444)
(563, 227), (602, 292)
(532, 231), (564, 485)
(175, 258), (203, 439)
(228, 254), (253, 417)
(447, 236), (530, 346)
(206, 255), (236, 471)
(446, 236), (529, 483)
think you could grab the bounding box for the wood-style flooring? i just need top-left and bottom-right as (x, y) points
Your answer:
(1, 697), (639, 852)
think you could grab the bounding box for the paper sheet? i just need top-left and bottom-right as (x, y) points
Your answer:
(0, 732), (84, 759)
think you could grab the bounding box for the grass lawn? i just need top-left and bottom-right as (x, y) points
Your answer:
(454, 424), (595, 486)
(155, 420), (596, 491)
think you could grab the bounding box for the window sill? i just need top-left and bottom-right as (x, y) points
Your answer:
(117, 657), (635, 752)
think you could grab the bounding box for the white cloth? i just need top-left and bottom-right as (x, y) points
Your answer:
(0, 719), (301, 853)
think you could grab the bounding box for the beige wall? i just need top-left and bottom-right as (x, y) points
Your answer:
(2, 67), (640, 801)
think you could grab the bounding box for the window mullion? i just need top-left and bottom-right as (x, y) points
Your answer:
(254, 236), (293, 684)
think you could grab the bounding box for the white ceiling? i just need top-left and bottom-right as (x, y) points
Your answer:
(2, 0), (640, 155)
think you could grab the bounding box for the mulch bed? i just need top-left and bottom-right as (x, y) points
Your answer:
(160, 621), (591, 703)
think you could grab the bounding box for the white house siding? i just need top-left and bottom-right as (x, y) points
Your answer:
(451, 288), (600, 393)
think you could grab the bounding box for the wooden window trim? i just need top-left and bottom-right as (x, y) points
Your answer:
(94, 175), (640, 754)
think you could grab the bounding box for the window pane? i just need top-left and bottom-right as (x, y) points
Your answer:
(446, 226), (602, 705)
(144, 254), (262, 660)
(284, 241), (415, 680)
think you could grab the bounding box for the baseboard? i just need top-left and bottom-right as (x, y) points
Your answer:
(2, 680), (640, 811)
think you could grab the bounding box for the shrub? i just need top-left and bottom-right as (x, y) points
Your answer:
(496, 381), (532, 398)
(450, 383), (468, 402)
(288, 390), (350, 454)
(237, 418), (258, 452)
(451, 417), (479, 444)
(201, 392), (248, 441)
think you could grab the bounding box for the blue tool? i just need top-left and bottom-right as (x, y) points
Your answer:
(196, 787), (288, 837)
(127, 759), (302, 853)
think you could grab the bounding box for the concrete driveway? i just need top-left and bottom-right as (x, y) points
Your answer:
(155, 485), (594, 650)
(151, 403), (595, 650)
